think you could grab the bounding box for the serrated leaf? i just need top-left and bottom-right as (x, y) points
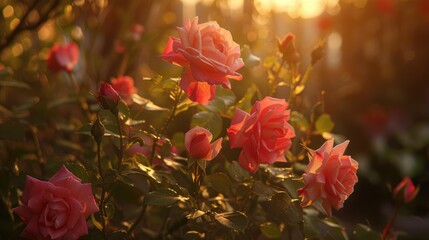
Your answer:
(263, 192), (302, 224)
(205, 173), (232, 196)
(214, 212), (247, 232)
(315, 113), (334, 134)
(64, 162), (90, 183)
(260, 222), (282, 239)
(143, 187), (188, 206)
(190, 111), (222, 139)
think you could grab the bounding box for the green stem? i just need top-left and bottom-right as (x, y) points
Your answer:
(68, 72), (92, 121)
(127, 204), (147, 235)
(193, 162), (200, 209)
(115, 113), (124, 170)
(382, 204), (401, 239)
(97, 142), (107, 239)
(287, 64), (297, 104)
(270, 58), (286, 95)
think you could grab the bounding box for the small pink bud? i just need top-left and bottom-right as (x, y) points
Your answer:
(278, 33), (300, 64)
(393, 177), (419, 204)
(185, 127), (222, 161)
(97, 83), (120, 112)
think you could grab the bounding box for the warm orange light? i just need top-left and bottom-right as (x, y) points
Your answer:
(254, 0), (340, 18)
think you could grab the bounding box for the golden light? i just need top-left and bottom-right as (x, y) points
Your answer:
(255, 0), (340, 18)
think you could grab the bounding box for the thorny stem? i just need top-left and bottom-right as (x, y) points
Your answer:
(97, 142), (107, 239)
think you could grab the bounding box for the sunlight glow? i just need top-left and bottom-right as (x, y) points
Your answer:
(255, 0), (340, 18)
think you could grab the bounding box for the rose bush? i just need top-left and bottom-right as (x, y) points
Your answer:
(13, 166), (98, 240)
(161, 17), (244, 104)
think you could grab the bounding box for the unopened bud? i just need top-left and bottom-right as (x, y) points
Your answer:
(91, 117), (105, 144)
(393, 177), (419, 204)
(311, 44), (324, 66)
(278, 33), (300, 65)
(97, 83), (119, 113)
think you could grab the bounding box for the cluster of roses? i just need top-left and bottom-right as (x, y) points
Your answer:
(12, 17), (417, 240)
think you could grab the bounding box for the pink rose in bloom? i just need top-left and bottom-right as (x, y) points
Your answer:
(111, 76), (136, 103)
(185, 126), (222, 160)
(393, 177), (419, 204)
(13, 166), (99, 240)
(161, 17), (244, 104)
(46, 42), (79, 73)
(227, 97), (295, 173)
(98, 82), (120, 111)
(298, 139), (359, 216)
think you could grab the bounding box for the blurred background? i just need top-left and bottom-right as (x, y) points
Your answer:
(1, 0), (429, 238)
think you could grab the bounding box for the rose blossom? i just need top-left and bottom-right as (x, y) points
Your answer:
(47, 42), (80, 73)
(161, 17), (244, 104)
(393, 177), (419, 204)
(111, 76), (136, 103)
(227, 97), (295, 173)
(298, 139), (359, 216)
(97, 82), (120, 111)
(13, 166), (99, 240)
(185, 126), (222, 160)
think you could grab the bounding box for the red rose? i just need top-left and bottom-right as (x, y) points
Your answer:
(298, 139), (359, 216)
(111, 76), (136, 103)
(393, 177), (419, 204)
(13, 166), (99, 240)
(227, 97), (295, 173)
(161, 17), (244, 104)
(46, 42), (79, 73)
(97, 82), (120, 111)
(185, 126), (222, 160)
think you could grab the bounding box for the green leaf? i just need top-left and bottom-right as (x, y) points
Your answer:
(229, 84), (258, 114)
(290, 111), (310, 132)
(263, 192), (302, 225)
(190, 111), (222, 139)
(0, 80), (31, 89)
(315, 113), (334, 134)
(131, 94), (168, 111)
(111, 179), (144, 205)
(353, 224), (382, 240)
(214, 212), (248, 232)
(260, 222), (282, 239)
(204, 173), (232, 196)
(64, 162), (90, 183)
(225, 160), (250, 182)
(184, 231), (205, 240)
(91, 214), (103, 231)
(117, 99), (130, 119)
(143, 187), (188, 206)
(242, 45), (261, 68)
(293, 84), (305, 95)
(186, 210), (206, 219)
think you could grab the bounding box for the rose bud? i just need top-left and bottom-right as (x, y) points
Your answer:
(393, 177), (419, 204)
(185, 126), (222, 160)
(97, 83), (120, 112)
(278, 33), (300, 65)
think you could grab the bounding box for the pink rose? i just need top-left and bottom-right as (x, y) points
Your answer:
(111, 76), (136, 103)
(393, 177), (419, 204)
(185, 126), (222, 160)
(46, 42), (79, 73)
(161, 17), (244, 104)
(13, 166), (99, 240)
(97, 82), (120, 111)
(227, 97), (295, 173)
(298, 139), (359, 216)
